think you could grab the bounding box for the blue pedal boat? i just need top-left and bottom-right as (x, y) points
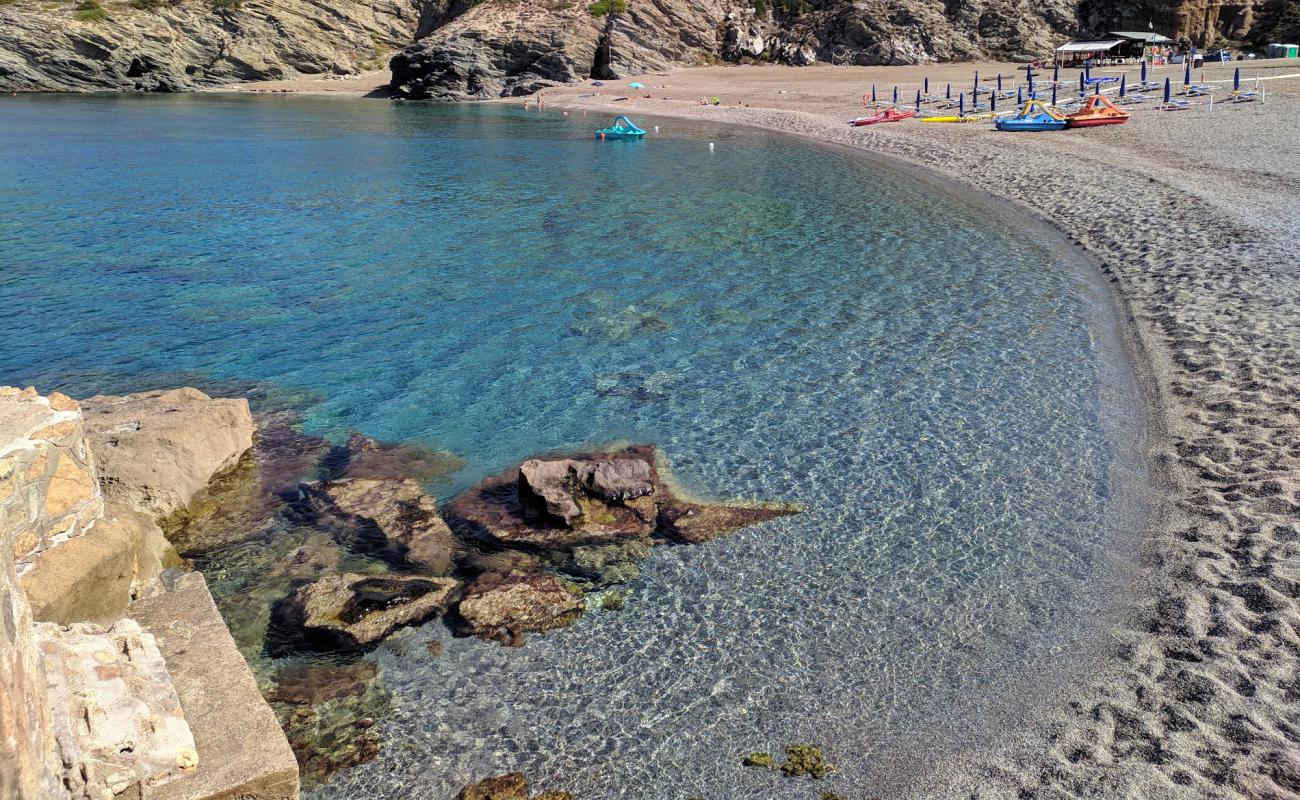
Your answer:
(994, 100), (1068, 132)
(595, 115), (646, 140)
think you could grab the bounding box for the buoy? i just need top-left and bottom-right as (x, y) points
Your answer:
(708, 142), (714, 151)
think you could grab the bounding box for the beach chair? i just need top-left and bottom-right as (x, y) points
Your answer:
(1231, 89), (1260, 103)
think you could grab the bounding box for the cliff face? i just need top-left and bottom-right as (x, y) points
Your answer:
(390, 0), (1082, 99)
(1081, 0), (1295, 46)
(0, 0), (427, 92)
(0, 0), (1293, 94)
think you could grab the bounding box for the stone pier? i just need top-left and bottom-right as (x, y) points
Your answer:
(0, 386), (299, 800)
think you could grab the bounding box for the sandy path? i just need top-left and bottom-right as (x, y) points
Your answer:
(532, 62), (1300, 799)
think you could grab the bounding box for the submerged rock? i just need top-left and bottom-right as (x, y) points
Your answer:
(299, 477), (458, 573)
(456, 773), (528, 800)
(657, 499), (794, 544)
(456, 571), (585, 647)
(322, 432), (463, 484)
(268, 660), (390, 786)
(270, 572), (459, 653)
(165, 409), (330, 554)
(454, 772), (574, 800)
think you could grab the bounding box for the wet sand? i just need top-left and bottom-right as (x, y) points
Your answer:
(232, 59), (1300, 797)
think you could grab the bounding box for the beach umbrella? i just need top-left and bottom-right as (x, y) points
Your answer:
(990, 90), (996, 111)
(959, 94), (965, 116)
(1095, 81), (1101, 96)
(924, 77), (929, 95)
(1164, 77), (1172, 104)
(1051, 83), (1058, 106)
(1017, 85), (1024, 104)
(1084, 62), (1091, 82)
(1141, 60), (1148, 83)
(997, 73), (1003, 92)
(1184, 59), (1191, 87)
(974, 70), (979, 94)
(915, 90), (922, 112)
(945, 83), (952, 100)
(1079, 71), (1085, 94)
(1028, 70), (1035, 96)
(628, 82), (644, 89)
(1053, 63), (1059, 84)
(1234, 67), (1240, 92)
(871, 84), (877, 103)
(892, 85), (898, 104)
(1120, 74), (1126, 97)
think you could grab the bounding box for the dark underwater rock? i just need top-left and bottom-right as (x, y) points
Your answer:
(299, 477), (458, 573)
(270, 572), (459, 654)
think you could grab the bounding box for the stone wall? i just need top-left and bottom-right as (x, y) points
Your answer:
(0, 388), (78, 800)
(1, 386), (103, 575)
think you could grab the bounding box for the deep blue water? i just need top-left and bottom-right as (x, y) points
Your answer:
(0, 95), (1147, 798)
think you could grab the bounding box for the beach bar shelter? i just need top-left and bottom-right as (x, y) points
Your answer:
(1108, 31), (1174, 64)
(1054, 39), (1125, 68)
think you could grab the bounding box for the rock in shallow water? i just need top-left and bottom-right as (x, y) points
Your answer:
(456, 570), (586, 647)
(299, 477), (458, 573)
(269, 572), (459, 653)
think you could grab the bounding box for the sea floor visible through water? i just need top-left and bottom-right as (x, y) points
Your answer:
(0, 95), (1150, 798)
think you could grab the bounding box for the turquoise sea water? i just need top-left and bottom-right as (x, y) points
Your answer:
(0, 95), (1147, 797)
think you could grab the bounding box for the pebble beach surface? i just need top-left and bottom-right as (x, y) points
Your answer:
(536, 60), (1300, 798)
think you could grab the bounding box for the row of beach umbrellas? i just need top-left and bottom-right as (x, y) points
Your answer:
(868, 62), (1251, 113)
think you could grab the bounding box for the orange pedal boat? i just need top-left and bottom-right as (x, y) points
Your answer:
(1066, 95), (1130, 128)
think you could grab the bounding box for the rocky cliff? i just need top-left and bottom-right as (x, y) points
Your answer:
(0, 0), (427, 92)
(0, 0), (1294, 95)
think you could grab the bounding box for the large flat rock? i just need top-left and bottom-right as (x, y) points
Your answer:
(131, 572), (299, 800)
(81, 388), (254, 521)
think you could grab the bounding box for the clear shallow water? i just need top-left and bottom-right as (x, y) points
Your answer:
(0, 95), (1146, 797)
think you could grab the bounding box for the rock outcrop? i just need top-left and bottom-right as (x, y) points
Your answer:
(270, 572), (459, 652)
(81, 388), (254, 522)
(455, 772), (575, 800)
(0, 0), (427, 92)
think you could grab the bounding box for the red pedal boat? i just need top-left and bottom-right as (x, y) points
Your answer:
(1066, 95), (1130, 127)
(849, 108), (917, 126)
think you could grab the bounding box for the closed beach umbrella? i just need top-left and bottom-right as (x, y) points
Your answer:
(990, 91), (996, 111)
(1052, 83), (1058, 105)
(892, 85), (898, 104)
(1120, 74), (1126, 97)
(1234, 67), (1240, 91)
(1184, 60), (1191, 87)
(1053, 63), (1060, 83)
(959, 94), (965, 116)
(946, 83), (952, 100)
(974, 70), (979, 94)
(1141, 60), (1148, 83)
(915, 89), (922, 111)
(1084, 62), (1091, 81)
(1079, 71), (1086, 94)
(1095, 81), (1101, 96)
(1164, 77), (1172, 103)
(871, 84), (877, 104)
(1028, 70), (1035, 96)
(924, 77), (929, 95)
(997, 73), (1003, 91)
(1017, 85), (1024, 104)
